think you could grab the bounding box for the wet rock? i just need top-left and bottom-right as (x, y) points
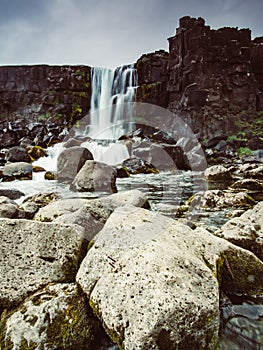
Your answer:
(215, 201), (263, 261)
(231, 178), (263, 191)
(27, 145), (47, 161)
(0, 196), (20, 219)
(244, 165), (263, 179)
(0, 188), (24, 200)
(77, 206), (263, 349)
(19, 201), (39, 219)
(0, 283), (110, 350)
(33, 165), (46, 172)
(44, 171), (57, 180)
(5, 146), (31, 163)
(0, 218), (87, 307)
(70, 160), (117, 193)
(220, 296), (263, 350)
(57, 146), (93, 183)
(22, 191), (62, 209)
(132, 141), (189, 171)
(121, 156), (159, 175)
(204, 165), (232, 182)
(187, 190), (255, 210)
(116, 165), (130, 178)
(2, 162), (33, 181)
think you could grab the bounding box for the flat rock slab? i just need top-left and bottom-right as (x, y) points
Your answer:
(0, 219), (87, 308)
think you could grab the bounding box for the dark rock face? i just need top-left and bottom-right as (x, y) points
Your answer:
(136, 16), (263, 140)
(0, 65), (91, 127)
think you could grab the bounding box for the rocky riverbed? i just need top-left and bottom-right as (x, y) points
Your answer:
(0, 123), (263, 349)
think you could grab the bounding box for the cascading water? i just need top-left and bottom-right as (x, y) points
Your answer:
(81, 65), (138, 164)
(88, 65), (137, 139)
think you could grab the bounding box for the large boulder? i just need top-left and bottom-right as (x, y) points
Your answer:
(132, 141), (189, 171)
(215, 201), (263, 261)
(2, 162), (33, 181)
(57, 146), (93, 183)
(55, 190), (150, 241)
(70, 160), (117, 193)
(0, 219), (87, 307)
(0, 283), (112, 350)
(77, 206), (263, 349)
(5, 146), (31, 163)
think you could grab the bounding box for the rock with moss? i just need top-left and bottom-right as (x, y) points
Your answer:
(120, 156), (159, 175)
(215, 201), (263, 261)
(244, 165), (263, 179)
(0, 219), (87, 308)
(77, 206), (263, 349)
(26, 145), (47, 161)
(204, 165), (232, 182)
(186, 189), (255, 210)
(0, 283), (112, 350)
(2, 162), (33, 181)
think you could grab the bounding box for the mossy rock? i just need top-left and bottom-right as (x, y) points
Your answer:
(27, 146), (47, 162)
(0, 283), (112, 350)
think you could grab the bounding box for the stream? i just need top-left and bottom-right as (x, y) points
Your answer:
(1, 162), (262, 349)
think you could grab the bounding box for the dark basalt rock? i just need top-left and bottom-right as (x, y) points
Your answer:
(5, 146), (31, 163)
(121, 157), (159, 175)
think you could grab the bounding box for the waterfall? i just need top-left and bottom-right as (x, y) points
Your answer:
(88, 65), (137, 139)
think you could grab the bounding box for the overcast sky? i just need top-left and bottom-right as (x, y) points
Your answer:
(0, 0), (262, 69)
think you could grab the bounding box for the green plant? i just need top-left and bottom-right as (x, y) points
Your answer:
(39, 112), (50, 121)
(238, 147), (252, 156)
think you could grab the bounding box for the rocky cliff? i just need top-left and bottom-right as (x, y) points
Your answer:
(136, 16), (263, 139)
(0, 65), (91, 126)
(0, 16), (262, 142)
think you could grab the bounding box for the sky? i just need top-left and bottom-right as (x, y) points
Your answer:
(0, 0), (262, 69)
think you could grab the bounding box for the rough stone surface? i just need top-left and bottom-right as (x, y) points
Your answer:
(0, 188), (24, 200)
(2, 162), (33, 181)
(70, 160), (117, 193)
(57, 146), (94, 183)
(0, 283), (110, 350)
(204, 165), (232, 182)
(244, 165), (263, 179)
(215, 201), (263, 261)
(55, 190), (150, 241)
(34, 198), (87, 222)
(231, 178), (263, 191)
(5, 146), (31, 163)
(0, 219), (87, 307)
(0, 65), (91, 127)
(77, 206), (263, 349)
(187, 190), (255, 209)
(0, 196), (20, 219)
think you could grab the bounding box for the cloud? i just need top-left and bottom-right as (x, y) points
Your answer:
(0, 0), (262, 68)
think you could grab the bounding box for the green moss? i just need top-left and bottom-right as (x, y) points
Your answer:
(89, 299), (124, 350)
(238, 146), (252, 156)
(87, 240), (95, 252)
(216, 249), (263, 295)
